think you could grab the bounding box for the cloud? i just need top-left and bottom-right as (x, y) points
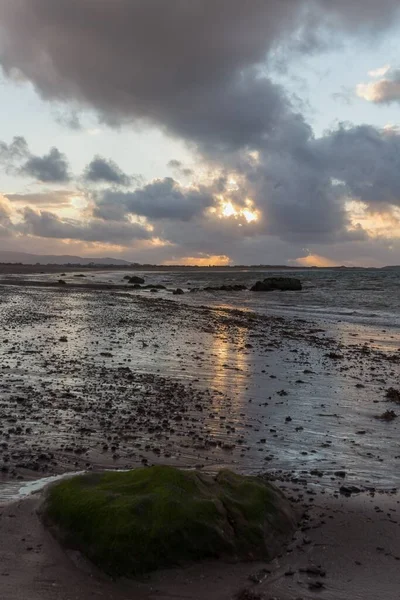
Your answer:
(95, 177), (215, 222)
(0, 1), (400, 264)
(315, 124), (400, 207)
(5, 190), (74, 208)
(357, 68), (400, 104)
(21, 147), (71, 183)
(84, 156), (131, 186)
(19, 207), (151, 244)
(0, 136), (29, 170)
(368, 64), (391, 78)
(0, 137), (71, 183)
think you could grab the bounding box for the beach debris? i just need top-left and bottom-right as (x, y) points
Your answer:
(248, 568), (270, 583)
(299, 566), (326, 577)
(235, 590), (265, 600)
(376, 410), (397, 421)
(128, 276), (145, 284)
(386, 388), (400, 404)
(325, 351), (344, 359)
(339, 485), (361, 496)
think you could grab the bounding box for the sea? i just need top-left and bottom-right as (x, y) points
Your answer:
(8, 267), (398, 330)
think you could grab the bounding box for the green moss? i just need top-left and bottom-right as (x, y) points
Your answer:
(43, 466), (296, 577)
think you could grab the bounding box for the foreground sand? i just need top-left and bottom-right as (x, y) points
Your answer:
(0, 485), (399, 600)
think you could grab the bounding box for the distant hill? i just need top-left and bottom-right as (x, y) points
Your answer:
(0, 251), (131, 266)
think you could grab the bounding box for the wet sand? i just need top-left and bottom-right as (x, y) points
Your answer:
(0, 280), (399, 598)
(0, 486), (399, 600)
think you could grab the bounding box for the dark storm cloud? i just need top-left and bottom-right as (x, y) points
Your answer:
(21, 147), (71, 183)
(19, 207), (151, 244)
(95, 178), (215, 222)
(0, 0), (398, 147)
(315, 125), (400, 207)
(84, 156), (131, 186)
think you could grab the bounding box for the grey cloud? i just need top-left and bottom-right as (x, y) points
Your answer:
(54, 109), (82, 130)
(315, 125), (400, 207)
(84, 156), (131, 186)
(95, 178), (215, 222)
(0, 136), (29, 169)
(1, 1), (398, 152)
(0, 137), (71, 183)
(21, 147), (71, 183)
(168, 160), (193, 178)
(19, 207), (151, 244)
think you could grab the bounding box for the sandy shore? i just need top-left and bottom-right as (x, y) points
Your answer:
(0, 484), (399, 600)
(0, 279), (399, 598)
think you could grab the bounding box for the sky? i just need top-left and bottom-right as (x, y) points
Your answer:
(0, 2), (400, 266)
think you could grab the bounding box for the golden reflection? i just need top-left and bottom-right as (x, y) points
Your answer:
(209, 323), (251, 403)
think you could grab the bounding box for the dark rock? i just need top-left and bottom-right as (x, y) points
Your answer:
(340, 485), (361, 496)
(204, 284), (247, 292)
(58, 279), (66, 285)
(128, 276), (145, 284)
(173, 288), (184, 295)
(386, 388), (400, 404)
(250, 277), (302, 292)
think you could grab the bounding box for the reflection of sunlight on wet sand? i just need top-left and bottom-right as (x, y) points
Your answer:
(209, 326), (250, 410)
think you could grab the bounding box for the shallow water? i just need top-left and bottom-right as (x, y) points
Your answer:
(7, 267), (398, 329)
(0, 276), (398, 497)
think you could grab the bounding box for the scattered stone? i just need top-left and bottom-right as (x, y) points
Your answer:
(251, 277), (302, 292)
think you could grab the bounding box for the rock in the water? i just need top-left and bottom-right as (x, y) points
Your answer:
(251, 277), (302, 292)
(173, 288), (184, 295)
(128, 276), (145, 284)
(203, 285), (247, 292)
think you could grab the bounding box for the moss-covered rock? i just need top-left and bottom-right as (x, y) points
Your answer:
(42, 466), (297, 577)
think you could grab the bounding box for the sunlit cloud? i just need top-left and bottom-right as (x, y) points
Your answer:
(357, 67), (400, 104)
(368, 64), (391, 78)
(163, 254), (231, 267)
(294, 254), (340, 267)
(217, 198), (259, 224)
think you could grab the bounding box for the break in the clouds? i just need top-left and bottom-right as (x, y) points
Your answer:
(357, 67), (400, 104)
(0, 1), (400, 264)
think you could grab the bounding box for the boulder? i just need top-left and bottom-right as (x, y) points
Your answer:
(42, 466), (297, 578)
(173, 288), (184, 295)
(128, 276), (145, 284)
(251, 277), (302, 292)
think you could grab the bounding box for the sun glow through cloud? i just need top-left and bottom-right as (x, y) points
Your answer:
(218, 199), (259, 223)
